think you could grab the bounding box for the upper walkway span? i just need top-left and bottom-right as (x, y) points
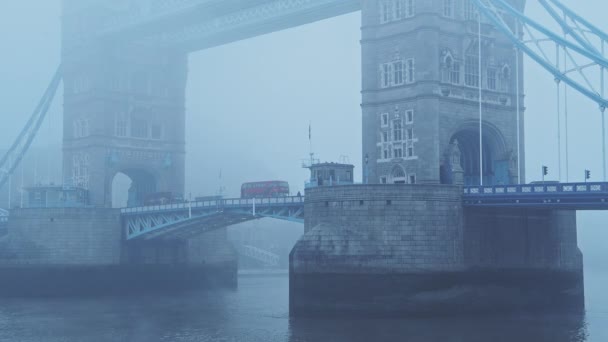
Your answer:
(92, 0), (361, 52)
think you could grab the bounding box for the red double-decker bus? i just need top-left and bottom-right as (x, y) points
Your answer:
(241, 181), (290, 199)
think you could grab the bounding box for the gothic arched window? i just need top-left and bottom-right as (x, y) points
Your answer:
(442, 52), (460, 84)
(500, 64), (511, 92)
(391, 165), (407, 184)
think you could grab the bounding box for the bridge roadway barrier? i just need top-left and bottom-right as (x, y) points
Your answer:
(463, 182), (608, 209)
(290, 184), (584, 317)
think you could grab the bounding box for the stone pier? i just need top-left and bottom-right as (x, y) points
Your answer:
(289, 184), (583, 316)
(0, 208), (237, 296)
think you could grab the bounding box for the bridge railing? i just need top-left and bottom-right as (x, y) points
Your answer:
(120, 196), (305, 215)
(464, 182), (608, 196)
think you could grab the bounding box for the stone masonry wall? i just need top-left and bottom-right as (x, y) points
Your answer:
(2, 208), (122, 265)
(464, 208), (582, 271)
(186, 227), (237, 266)
(293, 184), (464, 274)
(123, 227), (237, 267)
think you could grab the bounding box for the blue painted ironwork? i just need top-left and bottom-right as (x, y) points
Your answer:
(237, 244), (281, 267)
(472, 0), (608, 109)
(463, 182), (608, 210)
(0, 66), (62, 191)
(121, 196), (304, 240)
(545, 0), (608, 43)
(538, 0), (603, 57)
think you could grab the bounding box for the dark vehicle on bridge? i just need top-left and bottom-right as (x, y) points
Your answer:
(241, 181), (289, 199)
(143, 192), (184, 206)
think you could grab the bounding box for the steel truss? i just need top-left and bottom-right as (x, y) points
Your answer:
(472, 0), (608, 108)
(472, 0), (608, 181)
(237, 245), (280, 267)
(122, 196), (305, 241)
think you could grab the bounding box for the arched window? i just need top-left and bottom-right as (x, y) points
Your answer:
(380, 0), (415, 23)
(442, 52), (460, 84)
(115, 113), (129, 137)
(465, 47), (480, 87)
(391, 165), (407, 184)
(501, 64), (511, 92)
(72, 153), (90, 189)
(444, 54), (453, 69)
(393, 120), (403, 141)
(502, 64), (511, 79)
(443, 0), (454, 18)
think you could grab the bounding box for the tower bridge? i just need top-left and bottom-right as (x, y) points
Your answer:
(0, 0), (607, 313)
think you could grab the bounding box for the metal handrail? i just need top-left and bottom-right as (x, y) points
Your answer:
(464, 182), (608, 196)
(120, 196), (305, 214)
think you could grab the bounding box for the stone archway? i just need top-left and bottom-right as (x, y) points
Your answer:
(443, 122), (511, 186)
(390, 165), (407, 184)
(111, 169), (157, 208)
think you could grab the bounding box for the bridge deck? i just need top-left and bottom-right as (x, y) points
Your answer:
(121, 196), (305, 241)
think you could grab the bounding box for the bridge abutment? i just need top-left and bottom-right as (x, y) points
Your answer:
(289, 185), (584, 316)
(124, 227), (238, 288)
(0, 208), (238, 295)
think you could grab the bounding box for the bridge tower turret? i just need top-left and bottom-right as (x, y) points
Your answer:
(61, 0), (187, 207)
(361, 0), (526, 186)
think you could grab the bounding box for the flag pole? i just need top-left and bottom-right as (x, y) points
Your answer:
(478, 13), (483, 186)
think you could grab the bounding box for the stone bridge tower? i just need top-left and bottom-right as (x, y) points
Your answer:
(362, 0), (525, 186)
(61, 0), (187, 207)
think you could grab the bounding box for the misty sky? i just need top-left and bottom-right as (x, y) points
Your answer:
(0, 1), (606, 266)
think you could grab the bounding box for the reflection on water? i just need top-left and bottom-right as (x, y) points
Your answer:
(0, 274), (605, 342)
(289, 313), (588, 342)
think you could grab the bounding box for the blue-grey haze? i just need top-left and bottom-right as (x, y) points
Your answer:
(0, 0), (606, 318)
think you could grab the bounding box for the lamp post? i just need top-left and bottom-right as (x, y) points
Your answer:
(364, 153), (369, 184)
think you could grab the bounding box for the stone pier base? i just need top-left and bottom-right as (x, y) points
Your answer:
(289, 269), (583, 317)
(0, 208), (238, 296)
(290, 185), (584, 316)
(0, 263), (236, 297)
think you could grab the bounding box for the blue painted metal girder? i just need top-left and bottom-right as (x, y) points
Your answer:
(546, 0), (608, 43)
(463, 182), (608, 210)
(123, 196), (305, 240)
(471, 0), (608, 109)
(537, 0), (601, 57)
(488, 0), (608, 67)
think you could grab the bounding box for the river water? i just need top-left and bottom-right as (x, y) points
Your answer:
(0, 271), (606, 342)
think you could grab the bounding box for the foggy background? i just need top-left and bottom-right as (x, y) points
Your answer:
(0, 1), (606, 270)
